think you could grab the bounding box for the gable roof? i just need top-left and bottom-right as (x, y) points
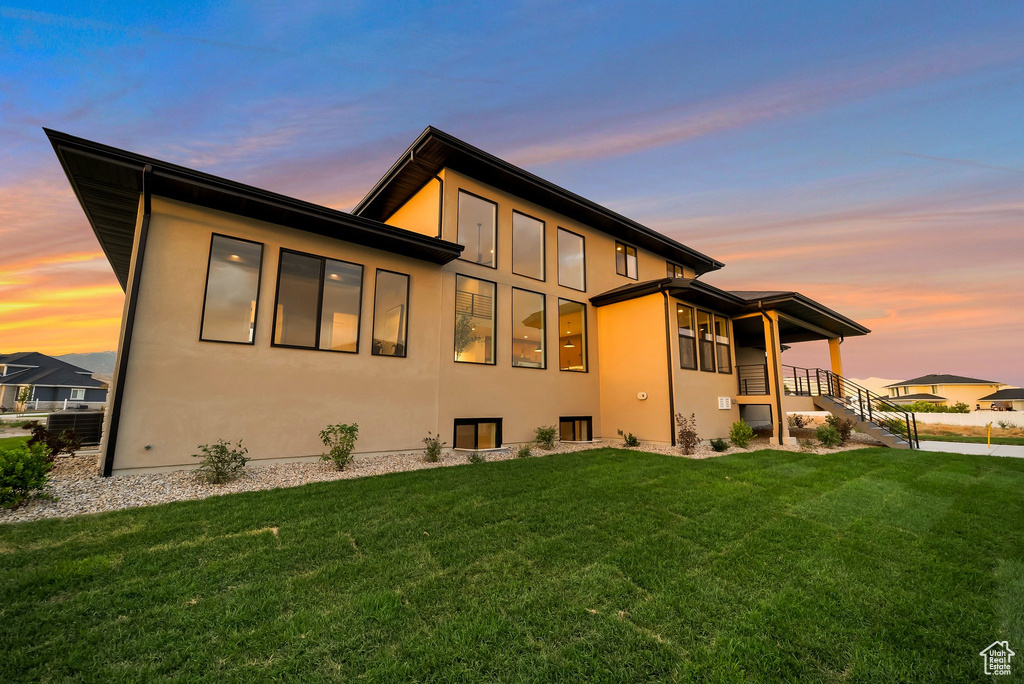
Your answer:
(886, 374), (1001, 388)
(0, 352), (107, 388)
(44, 129), (464, 290)
(978, 387), (1024, 401)
(352, 126), (724, 276)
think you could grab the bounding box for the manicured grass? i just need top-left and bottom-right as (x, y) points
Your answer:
(2, 447), (1022, 681)
(0, 435), (30, 449)
(920, 433), (1024, 446)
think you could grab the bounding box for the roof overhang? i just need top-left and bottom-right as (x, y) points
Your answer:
(352, 127), (724, 276)
(45, 129), (464, 291)
(979, 388), (1024, 401)
(590, 278), (870, 343)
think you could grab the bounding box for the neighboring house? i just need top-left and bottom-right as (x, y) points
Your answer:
(48, 126), (888, 477)
(977, 388), (1024, 413)
(885, 374), (1007, 410)
(0, 352), (109, 411)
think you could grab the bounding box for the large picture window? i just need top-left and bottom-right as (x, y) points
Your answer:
(557, 228), (585, 291)
(559, 416), (592, 442)
(372, 270), (409, 357)
(457, 190), (497, 268)
(454, 274), (496, 364)
(714, 315), (732, 374)
(512, 210), (545, 281)
(453, 418), (502, 449)
(558, 299), (587, 372)
(512, 288), (545, 368)
(677, 304), (697, 370)
(615, 241), (638, 279)
(200, 234), (263, 344)
(272, 250), (363, 352)
(697, 310), (715, 372)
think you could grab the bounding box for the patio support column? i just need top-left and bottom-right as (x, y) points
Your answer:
(761, 310), (789, 445)
(828, 337), (844, 398)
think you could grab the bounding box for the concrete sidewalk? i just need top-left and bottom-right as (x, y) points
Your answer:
(919, 440), (1024, 458)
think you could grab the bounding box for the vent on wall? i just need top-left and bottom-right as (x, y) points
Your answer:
(718, 397), (732, 410)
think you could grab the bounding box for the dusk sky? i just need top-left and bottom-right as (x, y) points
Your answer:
(1, 2), (1022, 385)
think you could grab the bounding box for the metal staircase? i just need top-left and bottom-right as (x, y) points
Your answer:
(783, 366), (920, 449)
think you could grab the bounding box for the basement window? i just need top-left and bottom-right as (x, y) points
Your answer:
(559, 416), (592, 442)
(453, 418), (502, 449)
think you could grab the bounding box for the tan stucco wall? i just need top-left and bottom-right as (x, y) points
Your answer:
(384, 176), (441, 237)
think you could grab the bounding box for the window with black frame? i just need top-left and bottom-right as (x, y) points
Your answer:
(457, 190), (497, 268)
(200, 235), (263, 344)
(677, 304), (697, 370)
(667, 262), (685, 278)
(454, 274), (496, 364)
(271, 250), (363, 352)
(512, 288), (545, 368)
(557, 228), (585, 291)
(512, 210), (545, 281)
(615, 241), (638, 279)
(453, 418), (502, 449)
(714, 315), (732, 373)
(697, 310), (715, 372)
(372, 270), (409, 357)
(558, 299), (587, 372)
(559, 416), (592, 442)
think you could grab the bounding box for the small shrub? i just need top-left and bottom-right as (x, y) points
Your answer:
(675, 413), (701, 455)
(192, 439), (249, 484)
(320, 423), (359, 471)
(467, 451), (486, 464)
(798, 438), (817, 452)
(709, 438), (729, 452)
(816, 424), (841, 447)
(0, 442), (53, 508)
(516, 444), (533, 459)
(422, 432), (444, 462)
(729, 420), (755, 448)
(27, 425), (81, 463)
(787, 414), (808, 429)
(997, 420), (1018, 430)
(825, 415), (855, 444)
(950, 402), (970, 414)
(882, 417), (908, 436)
(617, 429), (640, 447)
(534, 425), (557, 449)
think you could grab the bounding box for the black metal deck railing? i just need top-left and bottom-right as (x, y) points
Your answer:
(736, 364), (769, 395)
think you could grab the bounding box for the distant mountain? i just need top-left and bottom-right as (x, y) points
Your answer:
(55, 351), (116, 378)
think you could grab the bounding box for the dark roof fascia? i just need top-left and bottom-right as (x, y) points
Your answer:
(885, 374), (1001, 388)
(979, 388), (1024, 401)
(44, 129), (464, 290)
(352, 126), (725, 276)
(740, 291), (871, 337)
(890, 393), (947, 401)
(590, 278), (748, 314)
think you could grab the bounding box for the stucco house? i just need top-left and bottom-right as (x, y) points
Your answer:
(885, 374), (1006, 410)
(0, 352), (108, 412)
(976, 388), (1024, 412)
(46, 126), (917, 476)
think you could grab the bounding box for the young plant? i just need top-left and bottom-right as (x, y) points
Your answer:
(516, 444), (533, 459)
(467, 451), (486, 464)
(617, 429), (640, 447)
(675, 413), (701, 455)
(193, 439), (249, 484)
(997, 420), (1018, 430)
(0, 442), (53, 508)
(27, 425), (81, 463)
(798, 438), (817, 452)
(422, 432), (444, 463)
(787, 414), (808, 429)
(709, 438), (729, 452)
(534, 425), (557, 449)
(320, 423), (359, 471)
(825, 415), (855, 444)
(816, 424), (842, 447)
(454, 313), (481, 361)
(728, 420), (755, 448)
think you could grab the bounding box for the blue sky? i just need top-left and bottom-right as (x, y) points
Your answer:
(2, 1), (1023, 384)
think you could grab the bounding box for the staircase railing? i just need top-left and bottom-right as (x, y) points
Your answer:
(783, 365), (920, 448)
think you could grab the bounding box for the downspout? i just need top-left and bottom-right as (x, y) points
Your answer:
(662, 290), (677, 446)
(102, 164), (153, 477)
(759, 302), (785, 446)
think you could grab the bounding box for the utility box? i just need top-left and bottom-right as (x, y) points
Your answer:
(47, 411), (104, 446)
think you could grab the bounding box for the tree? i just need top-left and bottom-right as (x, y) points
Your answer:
(454, 313), (480, 360)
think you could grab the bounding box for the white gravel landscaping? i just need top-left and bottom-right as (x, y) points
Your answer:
(1, 434), (882, 524)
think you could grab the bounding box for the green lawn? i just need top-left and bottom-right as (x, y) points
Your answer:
(2, 447), (1022, 681)
(920, 433), (1024, 446)
(0, 435), (29, 449)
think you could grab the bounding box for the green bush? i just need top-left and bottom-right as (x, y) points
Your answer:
(997, 420), (1019, 430)
(709, 438), (729, 452)
(422, 432), (444, 462)
(467, 451), (486, 464)
(617, 429), (640, 447)
(320, 423), (359, 471)
(193, 439), (249, 484)
(675, 413), (701, 455)
(728, 420), (755, 448)
(816, 424), (842, 447)
(534, 425), (557, 449)
(897, 400), (970, 414)
(825, 415), (855, 444)
(0, 442), (53, 508)
(516, 444), (533, 459)
(882, 417), (908, 437)
(27, 425), (81, 463)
